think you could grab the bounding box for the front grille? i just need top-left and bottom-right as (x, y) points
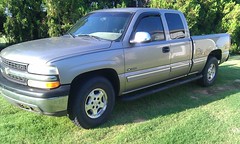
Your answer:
(2, 72), (27, 85)
(2, 58), (27, 71)
(8, 73), (27, 83)
(0, 57), (28, 85)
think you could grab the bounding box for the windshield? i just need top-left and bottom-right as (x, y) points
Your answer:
(68, 12), (132, 41)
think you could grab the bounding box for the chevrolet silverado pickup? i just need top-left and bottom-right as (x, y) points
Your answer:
(0, 8), (230, 129)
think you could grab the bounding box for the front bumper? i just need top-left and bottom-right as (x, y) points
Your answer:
(0, 73), (70, 116)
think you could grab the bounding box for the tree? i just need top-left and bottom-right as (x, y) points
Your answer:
(44, 0), (130, 37)
(44, 0), (116, 37)
(0, 1), (6, 34)
(173, 0), (201, 35)
(149, 0), (240, 53)
(3, 0), (48, 43)
(149, 0), (200, 34)
(221, 2), (240, 53)
(149, 0), (175, 9)
(1, 0), (239, 54)
(44, 0), (84, 37)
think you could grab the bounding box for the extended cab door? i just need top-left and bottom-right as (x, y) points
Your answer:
(124, 12), (171, 92)
(164, 12), (192, 78)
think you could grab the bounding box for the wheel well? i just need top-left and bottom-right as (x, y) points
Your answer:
(70, 68), (120, 94)
(209, 49), (222, 61)
(67, 69), (120, 113)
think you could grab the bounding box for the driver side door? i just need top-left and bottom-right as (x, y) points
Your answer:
(124, 12), (171, 92)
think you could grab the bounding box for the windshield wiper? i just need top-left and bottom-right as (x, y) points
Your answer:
(64, 32), (75, 38)
(77, 34), (104, 41)
(68, 32), (75, 38)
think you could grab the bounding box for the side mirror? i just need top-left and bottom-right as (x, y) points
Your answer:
(130, 32), (151, 44)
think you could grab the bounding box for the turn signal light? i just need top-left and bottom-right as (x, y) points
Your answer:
(28, 80), (60, 89)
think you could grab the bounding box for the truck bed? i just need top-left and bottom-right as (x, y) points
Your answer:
(190, 33), (230, 74)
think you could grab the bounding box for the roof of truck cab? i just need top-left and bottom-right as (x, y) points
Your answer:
(92, 8), (180, 13)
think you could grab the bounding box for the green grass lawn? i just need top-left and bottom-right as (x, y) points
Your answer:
(1, 56), (240, 143)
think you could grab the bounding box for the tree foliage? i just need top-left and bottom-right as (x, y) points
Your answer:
(150, 0), (240, 53)
(44, 0), (128, 37)
(3, 0), (47, 43)
(0, 1), (6, 34)
(221, 2), (240, 53)
(44, 0), (83, 37)
(1, 0), (240, 53)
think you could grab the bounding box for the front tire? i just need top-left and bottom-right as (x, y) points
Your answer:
(198, 56), (219, 87)
(69, 77), (115, 129)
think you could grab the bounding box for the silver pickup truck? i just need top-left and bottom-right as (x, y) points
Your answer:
(0, 8), (230, 128)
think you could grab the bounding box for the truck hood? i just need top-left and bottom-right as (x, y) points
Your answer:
(0, 36), (112, 64)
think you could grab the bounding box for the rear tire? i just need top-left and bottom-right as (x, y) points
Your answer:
(198, 56), (218, 87)
(69, 77), (115, 129)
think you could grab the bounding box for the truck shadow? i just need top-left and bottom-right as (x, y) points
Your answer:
(102, 63), (240, 127)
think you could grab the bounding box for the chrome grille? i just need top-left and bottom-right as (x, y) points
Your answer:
(2, 58), (27, 71)
(2, 72), (27, 84)
(0, 57), (28, 85)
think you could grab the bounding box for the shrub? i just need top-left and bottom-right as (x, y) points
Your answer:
(3, 0), (48, 43)
(221, 2), (240, 54)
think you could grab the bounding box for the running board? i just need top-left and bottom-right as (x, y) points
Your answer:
(120, 75), (203, 101)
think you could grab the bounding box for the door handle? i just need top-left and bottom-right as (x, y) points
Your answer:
(162, 46), (170, 53)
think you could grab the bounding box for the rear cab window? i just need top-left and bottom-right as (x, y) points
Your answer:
(165, 13), (186, 39)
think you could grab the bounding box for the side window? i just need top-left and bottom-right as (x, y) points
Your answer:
(134, 15), (165, 41)
(165, 13), (186, 39)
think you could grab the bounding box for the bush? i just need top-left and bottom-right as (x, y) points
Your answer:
(3, 0), (48, 43)
(44, 0), (132, 37)
(1, 0), (240, 54)
(0, 1), (6, 34)
(150, 0), (240, 54)
(221, 2), (240, 54)
(44, 0), (82, 37)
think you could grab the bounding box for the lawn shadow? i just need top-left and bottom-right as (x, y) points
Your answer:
(101, 63), (240, 128)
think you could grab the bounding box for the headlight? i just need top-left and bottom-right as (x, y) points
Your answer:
(27, 64), (60, 89)
(28, 64), (59, 75)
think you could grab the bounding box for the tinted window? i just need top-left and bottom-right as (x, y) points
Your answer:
(165, 13), (185, 39)
(135, 15), (165, 41)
